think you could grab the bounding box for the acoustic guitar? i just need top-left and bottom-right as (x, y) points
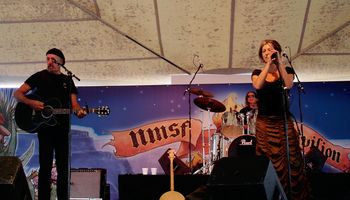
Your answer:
(159, 149), (185, 200)
(14, 94), (110, 133)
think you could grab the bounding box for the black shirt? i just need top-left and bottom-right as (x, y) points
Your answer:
(25, 69), (78, 108)
(252, 67), (294, 116)
(25, 69), (78, 128)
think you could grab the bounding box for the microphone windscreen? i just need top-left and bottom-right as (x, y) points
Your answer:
(271, 52), (278, 60)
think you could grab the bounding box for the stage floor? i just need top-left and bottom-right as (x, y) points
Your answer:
(119, 172), (350, 200)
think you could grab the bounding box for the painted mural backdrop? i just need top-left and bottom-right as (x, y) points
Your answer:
(1, 81), (349, 200)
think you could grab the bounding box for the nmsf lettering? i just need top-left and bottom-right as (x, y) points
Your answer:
(129, 121), (190, 148)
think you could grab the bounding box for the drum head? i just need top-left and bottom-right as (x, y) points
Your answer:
(227, 135), (256, 157)
(221, 111), (243, 138)
(221, 125), (243, 138)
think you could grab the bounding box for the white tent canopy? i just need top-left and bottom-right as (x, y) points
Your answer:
(0, 0), (349, 87)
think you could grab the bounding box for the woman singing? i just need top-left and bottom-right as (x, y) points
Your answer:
(252, 39), (309, 200)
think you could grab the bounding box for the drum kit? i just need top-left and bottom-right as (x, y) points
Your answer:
(190, 88), (256, 174)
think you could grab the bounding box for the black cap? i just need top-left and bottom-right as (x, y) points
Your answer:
(46, 48), (65, 64)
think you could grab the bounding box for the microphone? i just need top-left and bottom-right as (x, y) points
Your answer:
(271, 52), (278, 60)
(51, 59), (63, 66)
(271, 52), (278, 61)
(57, 63), (68, 71)
(198, 59), (203, 68)
(51, 60), (66, 68)
(194, 54), (203, 68)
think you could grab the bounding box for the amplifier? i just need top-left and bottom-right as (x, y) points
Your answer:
(70, 168), (107, 199)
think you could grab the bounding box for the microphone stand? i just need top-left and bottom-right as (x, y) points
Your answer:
(59, 63), (81, 81)
(275, 58), (292, 200)
(59, 63), (80, 199)
(284, 54), (307, 164)
(184, 60), (203, 173)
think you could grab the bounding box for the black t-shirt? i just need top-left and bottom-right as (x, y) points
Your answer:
(25, 70), (78, 128)
(252, 67), (294, 116)
(25, 69), (78, 108)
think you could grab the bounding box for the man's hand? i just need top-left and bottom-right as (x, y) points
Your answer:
(30, 100), (44, 110)
(75, 108), (87, 118)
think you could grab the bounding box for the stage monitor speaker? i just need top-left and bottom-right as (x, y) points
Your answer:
(70, 168), (107, 199)
(158, 148), (191, 175)
(207, 156), (286, 200)
(305, 146), (327, 173)
(0, 156), (32, 200)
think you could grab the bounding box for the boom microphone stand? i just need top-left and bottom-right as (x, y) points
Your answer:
(184, 55), (203, 173)
(283, 48), (307, 164)
(58, 63), (80, 199)
(274, 54), (292, 199)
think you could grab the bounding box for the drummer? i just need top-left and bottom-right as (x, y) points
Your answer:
(239, 91), (258, 134)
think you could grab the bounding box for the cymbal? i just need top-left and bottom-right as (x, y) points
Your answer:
(193, 97), (226, 113)
(188, 88), (214, 98)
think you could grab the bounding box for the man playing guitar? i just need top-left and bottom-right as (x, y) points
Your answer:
(14, 48), (86, 200)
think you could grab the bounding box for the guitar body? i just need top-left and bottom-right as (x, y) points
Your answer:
(160, 191), (185, 200)
(159, 149), (185, 200)
(15, 94), (110, 133)
(15, 94), (62, 133)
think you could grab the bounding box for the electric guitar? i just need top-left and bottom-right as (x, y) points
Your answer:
(159, 149), (185, 200)
(14, 94), (110, 133)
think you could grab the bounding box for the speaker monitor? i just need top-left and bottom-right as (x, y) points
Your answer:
(207, 156), (287, 200)
(70, 168), (107, 199)
(158, 148), (191, 175)
(0, 156), (32, 200)
(305, 146), (327, 173)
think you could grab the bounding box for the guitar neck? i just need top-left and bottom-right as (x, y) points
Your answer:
(52, 108), (71, 115)
(52, 108), (97, 115)
(170, 157), (175, 191)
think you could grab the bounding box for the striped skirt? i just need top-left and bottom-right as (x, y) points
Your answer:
(255, 115), (309, 200)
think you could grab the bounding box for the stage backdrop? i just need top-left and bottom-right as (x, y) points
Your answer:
(1, 81), (349, 200)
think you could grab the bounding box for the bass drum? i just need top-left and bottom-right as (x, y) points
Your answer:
(227, 135), (256, 157)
